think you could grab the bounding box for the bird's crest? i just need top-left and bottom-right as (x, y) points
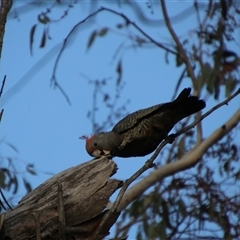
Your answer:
(79, 135), (90, 141)
(79, 134), (94, 144)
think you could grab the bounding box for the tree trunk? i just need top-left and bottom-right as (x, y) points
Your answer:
(1, 157), (122, 240)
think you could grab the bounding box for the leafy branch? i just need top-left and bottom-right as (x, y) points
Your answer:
(50, 6), (178, 103)
(160, 0), (198, 91)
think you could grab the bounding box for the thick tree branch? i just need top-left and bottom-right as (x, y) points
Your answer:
(3, 158), (122, 239)
(118, 108), (240, 211)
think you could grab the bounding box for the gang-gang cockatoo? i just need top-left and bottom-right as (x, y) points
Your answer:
(84, 88), (205, 158)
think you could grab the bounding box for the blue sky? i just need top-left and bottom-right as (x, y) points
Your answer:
(0, 1), (239, 238)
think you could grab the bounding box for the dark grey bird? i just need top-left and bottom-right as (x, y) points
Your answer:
(85, 88), (206, 158)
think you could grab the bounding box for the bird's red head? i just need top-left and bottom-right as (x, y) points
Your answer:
(85, 135), (96, 155)
(80, 135), (96, 156)
(80, 134), (111, 158)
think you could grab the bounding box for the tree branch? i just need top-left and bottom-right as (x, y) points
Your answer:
(100, 6), (178, 55)
(51, 6), (178, 103)
(160, 0), (198, 90)
(90, 87), (240, 238)
(0, 0), (11, 59)
(89, 138), (171, 239)
(160, 0), (210, 147)
(175, 87), (240, 138)
(118, 107), (240, 211)
(50, 8), (106, 105)
(0, 75), (6, 98)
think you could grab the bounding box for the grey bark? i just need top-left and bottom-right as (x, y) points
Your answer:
(1, 157), (122, 240)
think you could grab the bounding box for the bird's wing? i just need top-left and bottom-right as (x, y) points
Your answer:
(112, 88), (194, 134)
(112, 102), (170, 133)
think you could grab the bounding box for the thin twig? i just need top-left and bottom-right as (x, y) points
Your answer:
(0, 109), (3, 122)
(115, 216), (141, 238)
(171, 68), (186, 100)
(51, 77), (71, 105)
(51, 6), (178, 103)
(51, 8), (104, 104)
(100, 7), (178, 55)
(0, 75), (6, 98)
(0, 189), (12, 211)
(196, 111), (204, 144)
(174, 87), (240, 138)
(160, 0), (198, 90)
(90, 87), (240, 238)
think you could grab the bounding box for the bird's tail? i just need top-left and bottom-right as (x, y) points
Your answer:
(171, 88), (206, 117)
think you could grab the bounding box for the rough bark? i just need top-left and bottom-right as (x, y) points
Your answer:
(1, 157), (122, 240)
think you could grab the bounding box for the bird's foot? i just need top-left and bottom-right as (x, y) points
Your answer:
(102, 149), (111, 155)
(101, 150), (113, 160)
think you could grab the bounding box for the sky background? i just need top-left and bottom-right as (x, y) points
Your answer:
(0, 1), (239, 239)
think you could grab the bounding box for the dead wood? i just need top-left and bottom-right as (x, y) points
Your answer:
(1, 157), (122, 240)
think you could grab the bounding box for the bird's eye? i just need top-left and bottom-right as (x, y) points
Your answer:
(94, 142), (97, 146)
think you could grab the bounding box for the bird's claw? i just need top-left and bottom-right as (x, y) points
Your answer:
(101, 149), (111, 156)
